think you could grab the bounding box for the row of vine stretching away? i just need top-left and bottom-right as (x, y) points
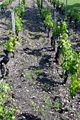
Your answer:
(0, 0), (26, 119)
(37, 0), (80, 98)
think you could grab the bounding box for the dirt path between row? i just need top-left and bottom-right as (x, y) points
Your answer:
(0, 0), (80, 120)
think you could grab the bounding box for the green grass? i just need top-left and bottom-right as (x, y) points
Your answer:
(59, 0), (80, 12)
(59, 0), (80, 5)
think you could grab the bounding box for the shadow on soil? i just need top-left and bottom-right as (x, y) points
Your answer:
(0, 36), (9, 43)
(23, 47), (52, 57)
(17, 113), (41, 120)
(29, 32), (46, 40)
(0, 10), (11, 19)
(23, 47), (63, 92)
(23, 7), (45, 32)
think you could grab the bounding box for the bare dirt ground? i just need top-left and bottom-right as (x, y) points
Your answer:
(0, 0), (80, 120)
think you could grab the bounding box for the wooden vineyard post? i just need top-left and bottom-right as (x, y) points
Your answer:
(19, 0), (22, 4)
(0, 2), (2, 11)
(41, 0), (43, 9)
(19, 0), (22, 7)
(11, 9), (16, 35)
(66, 0), (68, 6)
(53, 8), (57, 51)
(54, 7), (57, 25)
(65, 0), (68, 15)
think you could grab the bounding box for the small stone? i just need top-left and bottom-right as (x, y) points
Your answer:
(26, 89), (29, 92)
